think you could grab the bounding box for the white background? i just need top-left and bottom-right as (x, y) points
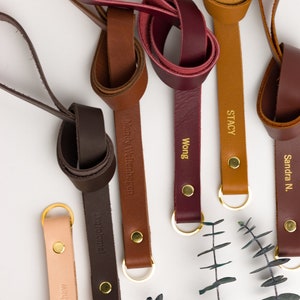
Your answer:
(0, 0), (300, 299)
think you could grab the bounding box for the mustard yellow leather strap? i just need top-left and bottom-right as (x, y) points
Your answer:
(203, 0), (251, 204)
(41, 203), (77, 300)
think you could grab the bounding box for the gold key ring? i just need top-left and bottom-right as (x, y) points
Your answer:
(171, 211), (204, 236)
(122, 258), (155, 283)
(274, 246), (300, 271)
(41, 203), (74, 226)
(218, 185), (250, 210)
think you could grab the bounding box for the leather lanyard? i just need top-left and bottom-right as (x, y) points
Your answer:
(69, 2), (154, 280)
(258, 0), (300, 265)
(78, 0), (219, 234)
(41, 203), (78, 300)
(0, 13), (120, 299)
(203, 0), (251, 210)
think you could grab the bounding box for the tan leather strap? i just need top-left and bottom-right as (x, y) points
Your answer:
(90, 7), (152, 270)
(258, 0), (300, 258)
(203, 0), (251, 206)
(41, 203), (77, 300)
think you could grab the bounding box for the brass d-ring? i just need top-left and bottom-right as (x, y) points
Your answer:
(274, 246), (300, 270)
(41, 203), (74, 226)
(171, 211), (204, 236)
(218, 185), (250, 210)
(122, 259), (155, 283)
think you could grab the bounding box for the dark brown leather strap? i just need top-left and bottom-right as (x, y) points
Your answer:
(0, 12), (120, 298)
(203, 0), (251, 209)
(258, 0), (300, 258)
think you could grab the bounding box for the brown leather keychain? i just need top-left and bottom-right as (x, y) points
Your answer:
(68, 2), (155, 281)
(203, 0), (251, 210)
(0, 12), (120, 299)
(258, 0), (300, 269)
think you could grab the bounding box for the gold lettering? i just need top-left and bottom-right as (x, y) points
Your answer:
(284, 154), (293, 192)
(181, 138), (190, 159)
(227, 110), (236, 135)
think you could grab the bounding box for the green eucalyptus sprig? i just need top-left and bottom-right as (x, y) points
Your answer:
(198, 219), (236, 299)
(146, 294), (163, 300)
(238, 218), (300, 300)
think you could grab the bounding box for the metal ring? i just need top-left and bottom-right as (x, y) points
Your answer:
(171, 211), (204, 236)
(218, 185), (250, 210)
(41, 203), (74, 226)
(274, 246), (300, 270)
(122, 259), (155, 283)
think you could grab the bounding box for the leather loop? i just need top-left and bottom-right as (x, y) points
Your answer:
(204, 0), (250, 197)
(57, 104), (116, 192)
(90, 7), (153, 269)
(0, 12), (120, 298)
(203, 0), (251, 24)
(258, 0), (300, 257)
(41, 204), (78, 300)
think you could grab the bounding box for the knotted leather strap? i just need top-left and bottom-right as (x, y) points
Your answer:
(41, 203), (77, 300)
(0, 13), (120, 298)
(138, 0), (219, 224)
(77, 0), (219, 227)
(88, 6), (153, 271)
(258, 0), (300, 257)
(203, 0), (251, 204)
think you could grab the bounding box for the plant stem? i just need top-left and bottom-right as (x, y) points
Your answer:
(244, 224), (278, 298)
(212, 224), (220, 300)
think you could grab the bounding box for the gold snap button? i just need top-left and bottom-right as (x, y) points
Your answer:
(53, 241), (65, 254)
(131, 231), (144, 244)
(99, 281), (112, 294)
(228, 156), (240, 169)
(182, 184), (194, 197)
(284, 220), (297, 233)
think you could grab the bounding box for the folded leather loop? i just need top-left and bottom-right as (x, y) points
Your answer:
(57, 103), (120, 298)
(258, 0), (300, 257)
(41, 203), (78, 300)
(0, 13), (120, 299)
(89, 7), (153, 270)
(138, 0), (219, 223)
(203, 0), (250, 198)
(78, 0), (219, 225)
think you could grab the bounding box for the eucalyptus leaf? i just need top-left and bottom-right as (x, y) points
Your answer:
(214, 242), (231, 250)
(263, 294), (300, 300)
(255, 230), (272, 240)
(242, 238), (255, 249)
(268, 259), (290, 268)
(197, 248), (214, 257)
(200, 261), (232, 270)
(261, 275), (287, 287)
(199, 277), (236, 295)
(203, 231), (225, 237)
(253, 244), (275, 258)
(243, 225), (256, 235)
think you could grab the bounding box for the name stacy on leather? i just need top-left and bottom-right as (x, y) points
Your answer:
(227, 109), (236, 136)
(181, 137), (190, 160)
(284, 154), (293, 192)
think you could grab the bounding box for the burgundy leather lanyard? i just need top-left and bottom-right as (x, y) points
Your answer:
(78, 0), (219, 233)
(0, 12), (120, 299)
(258, 0), (300, 266)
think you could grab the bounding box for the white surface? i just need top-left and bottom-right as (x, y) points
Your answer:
(0, 1), (300, 299)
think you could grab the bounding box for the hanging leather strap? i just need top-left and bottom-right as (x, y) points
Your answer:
(138, 0), (219, 226)
(77, 0), (219, 229)
(0, 13), (120, 299)
(203, 0), (251, 207)
(87, 6), (153, 272)
(258, 0), (300, 257)
(41, 203), (77, 300)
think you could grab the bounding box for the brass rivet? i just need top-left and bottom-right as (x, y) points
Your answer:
(228, 156), (240, 169)
(182, 184), (194, 197)
(131, 231), (144, 244)
(99, 281), (112, 294)
(284, 220), (297, 233)
(53, 241), (65, 254)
